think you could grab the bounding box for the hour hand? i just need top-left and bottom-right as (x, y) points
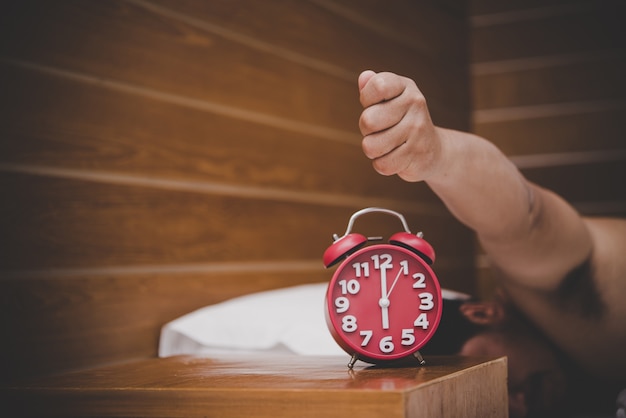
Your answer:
(379, 267), (390, 329)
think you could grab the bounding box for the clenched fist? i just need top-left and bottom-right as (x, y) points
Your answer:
(358, 70), (443, 183)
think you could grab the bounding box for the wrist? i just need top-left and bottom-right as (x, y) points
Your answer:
(423, 127), (454, 183)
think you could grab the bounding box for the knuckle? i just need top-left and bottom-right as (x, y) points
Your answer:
(362, 135), (383, 160)
(361, 137), (375, 159)
(408, 92), (427, 110)
(369, 75), (389, 96)
(404, 85), (427, 108)
(359, 110), (377, 135)
(372, 158), (394, 176)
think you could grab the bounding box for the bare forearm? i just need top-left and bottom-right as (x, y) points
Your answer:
(426, 128), (533, 242)
(427, 128), (592, 289)
(358, 71), (592, 290)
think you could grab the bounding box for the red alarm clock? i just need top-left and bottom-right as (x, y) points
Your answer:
(323, 207), (442, 368)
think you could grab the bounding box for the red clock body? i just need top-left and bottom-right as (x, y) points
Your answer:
(325, 244), (442, 364)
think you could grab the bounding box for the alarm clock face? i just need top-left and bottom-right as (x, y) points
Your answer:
(325, 244), (442, 362)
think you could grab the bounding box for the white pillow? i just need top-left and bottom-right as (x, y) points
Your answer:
(158, 282), (345, 357)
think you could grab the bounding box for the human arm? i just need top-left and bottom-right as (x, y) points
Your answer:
(357, 70), (592, 292)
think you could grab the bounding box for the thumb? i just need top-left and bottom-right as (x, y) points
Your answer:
(358, 70), (376, 91)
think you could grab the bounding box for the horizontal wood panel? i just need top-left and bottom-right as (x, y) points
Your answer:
(0, 0), (468, 132)
(471, 5), (625, 62)
(0, 63), (434, 202)
(0, 173), (472, 271)
(142, 0), (470, 117)
(521, 160), (626, 203)
(470, 0), (590, 15)
(0, 174), (355, 270)
(151, 0), (467, 66)
(473, 109), (626, 156)
(472, 54), (626, 109)
(0, 1), (357, 132)
(0, 271), (328, 381)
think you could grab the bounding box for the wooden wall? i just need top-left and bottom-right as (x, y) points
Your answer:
(469, 0), (626, 296)
(0, 1), (471, 381)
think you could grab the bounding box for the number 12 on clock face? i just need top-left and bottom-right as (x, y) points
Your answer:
(325, 244), (442, 363)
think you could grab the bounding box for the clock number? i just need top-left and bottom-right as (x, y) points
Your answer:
(400, 260), (409, 275)
(414, 313), (429, 329)
(371, 253), (392, 270)
(401, 329), (415, 346)
(352, 262), (370, 278)
(360, 330), (373, 346)
(338, 279), (360, 295)
(379, 336), (394, 353)
(412, 273), (426, 288)
(418, 292), (434, 311)
(342, 315), (358, 333)
(334, 296), (349, 313)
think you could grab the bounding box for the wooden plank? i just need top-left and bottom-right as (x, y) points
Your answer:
(0, 174), (379, 270)
(0, 62), (430, 201)
(471, 0), (585, 15)
(521, 160), (626, 203)
(471, 5), (625, 62)
(474, 109), (626, 156)
(132, 0), (471, 117)
(0, 173), (471, 271)
(472, 53), (626, 109)
(0, 355), (508, 418)
(0, 0), (468, 132)
(150, 0), (467, 64)
(0, 0), (356, 132)
(0, 272), (328, 382)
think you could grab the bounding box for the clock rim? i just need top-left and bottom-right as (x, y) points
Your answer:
(325, 244), (443, 362)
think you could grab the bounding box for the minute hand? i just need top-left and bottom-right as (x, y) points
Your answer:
(386, 267), (404, 299)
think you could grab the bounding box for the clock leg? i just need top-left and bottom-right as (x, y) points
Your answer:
(347, 353), (359, 369)
(413, 351), (426, 365)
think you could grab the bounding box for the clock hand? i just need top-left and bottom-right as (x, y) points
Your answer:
(386, 267), (404, 300)
(379, 266), (390, 329)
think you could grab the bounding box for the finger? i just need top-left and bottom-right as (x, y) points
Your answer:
(371, 141), (411, 177)
(361, 113), (412, 161)
(358, 70), (376, 91)
(359, 83), (413, 136)
(359, 72), (406, 108)
(364, 113), (437, 182)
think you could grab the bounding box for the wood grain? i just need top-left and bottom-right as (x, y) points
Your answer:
(471, 0), (586, 15)
(521, 160), (626, 204)
(142, 0), (470, 117)
(473, 53), (626, 109)
(474, 109), (626, 156)
(0, 272), (327, 381)
(472, 4), (625, 62)
(0, 173), (474, 271)
(0, 0), (473, 382)
(0, 61), (428, 201)
(0, 355), (508, 418)
(0, 0), (469, 131)
(470, 0), (626, 221)
(0, 0), (357, 131)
